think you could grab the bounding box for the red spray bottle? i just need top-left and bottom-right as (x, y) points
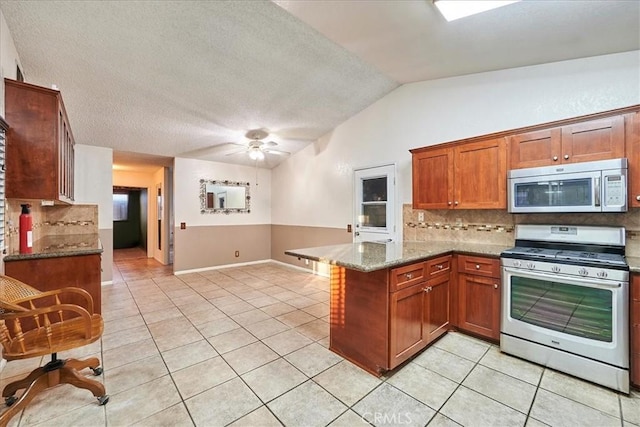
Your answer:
(19, 204), (33, 254)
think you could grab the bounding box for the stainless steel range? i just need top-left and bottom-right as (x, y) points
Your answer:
(500, 224), (629, 393)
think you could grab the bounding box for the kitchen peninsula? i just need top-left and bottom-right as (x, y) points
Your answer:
(285, 241), (510, 375)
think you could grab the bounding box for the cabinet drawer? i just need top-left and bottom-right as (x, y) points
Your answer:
(426, 255), (452, 278)
(390, 262), (425, 292)
(458, 255), (500, 278)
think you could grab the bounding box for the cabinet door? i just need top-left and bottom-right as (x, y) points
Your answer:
(458, 274), (500, 340)
(454, 137), (507, 209)
(412, 147), (454, 209)
(509, 128), (562, 169)
(389, 283), (425, 368)
(561, 115), (625, 164)
(626, 112), (640, 208)
(424, 273), (449, 343)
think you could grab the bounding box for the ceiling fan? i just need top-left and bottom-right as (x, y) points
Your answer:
(224, 129), (291, 161)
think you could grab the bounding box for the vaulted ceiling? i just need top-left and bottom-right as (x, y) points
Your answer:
(1, 1), (638, 169)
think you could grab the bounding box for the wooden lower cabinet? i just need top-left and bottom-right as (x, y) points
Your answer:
(632, 274), (640, 388)
(4, 254), (102, 314)
(457, 255), (501, 341)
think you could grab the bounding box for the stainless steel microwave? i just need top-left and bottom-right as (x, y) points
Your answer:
(508, 158), (628, 213)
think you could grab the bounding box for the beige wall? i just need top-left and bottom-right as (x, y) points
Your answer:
(271, 224), (352, 272)
(174, 224), (271, 273)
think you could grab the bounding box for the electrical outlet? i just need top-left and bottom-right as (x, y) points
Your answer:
(180, 222), (186, 229)
(234, 250), (239, 257)
(418, 212), (425, 222)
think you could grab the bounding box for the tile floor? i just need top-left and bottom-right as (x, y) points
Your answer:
(1, 252), (639, 427)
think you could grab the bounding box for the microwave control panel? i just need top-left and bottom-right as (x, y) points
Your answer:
(604, 175), (625, 207)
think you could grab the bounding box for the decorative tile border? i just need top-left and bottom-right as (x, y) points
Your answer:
(405, 222), (514, 233)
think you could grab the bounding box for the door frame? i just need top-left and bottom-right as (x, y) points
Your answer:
(353, 163), (398, 243)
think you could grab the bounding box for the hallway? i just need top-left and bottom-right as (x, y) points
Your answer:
(112, 248), (173, 283)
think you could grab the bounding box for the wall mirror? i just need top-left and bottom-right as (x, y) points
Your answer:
(200, 179), (250, 214)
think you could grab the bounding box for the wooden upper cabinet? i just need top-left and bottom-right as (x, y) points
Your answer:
(412, 138), (506, 210)
(509, 115), (625, 170)
(4, 79), (75, 203)
(454, 137), (506, 209)
(626, 112), (640, 208)
(412, 146), (453, 209)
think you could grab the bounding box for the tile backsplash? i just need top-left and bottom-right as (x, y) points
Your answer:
(6, 200), (98, 253)
(404, 204), (640, 257)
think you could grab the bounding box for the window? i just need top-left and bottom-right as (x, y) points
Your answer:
(113, 193), (128, 221)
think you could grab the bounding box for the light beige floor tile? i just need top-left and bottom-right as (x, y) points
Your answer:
(196, 316), (241, 338)
(526, 417), (551, 427)
(223, 341), (280, 375)
(242, 358), (307, 402)
(463, 364), (537, 413)
(313, 360), (382, 406)
(441, 386), (527, 427)
(247, 295), (280, 308)
(260, 302), (297, 317)
(433, 332), (490, 362)
(102, 338), (159, 370)
(328, 409), (367, 426)
(104, 354), (168, 396)
(412, 346), (475, 383)
(103, 313), (146, 335)
(170, 294), (209, 308)
(106, 375), (182, 426)
(284, 343), (342, 377)
(262, 329), (314, 356)
(302, 302), (330, 318)
(183, 306), (227, 325)
(268, 381), (347, 427)
(621, 390), (640, 425)
(276, 310), (317, 328)
(28, 401), (106, 427)
(286, 296), (317, 309)
(307, 291), (330, 302)
(101, 324), (152, 352)
(353, 383), (436, 427)
(479, 346), (544, 385)
(141, 306), (184, 324)
(101, 304), (141, 322)
(539, 369), (621, 417)
(186, 376), (262, 426)
(234, 290), (268, 301)
(229, 405), (283, 427)
(294, 318), (329, 341)
(427, 413), (463, 427)
(244, 318), (289, 339)
(172, 356), (237, 399)
(388, 362), (457, 411)
(177, 300), (217, 315)
(231, 309), (272, 327)
(137, 299), (175, 315)
(207, 328), (258, 354)
(161, 339), (218, 372)
(219, 301), (257, 316)
(210, 294), (244, 308)
(530, 389), (620, 427)
(152, 325), (203, 352)
(272, 290), (301, 302)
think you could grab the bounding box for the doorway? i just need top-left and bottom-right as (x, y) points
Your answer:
(353, 164), (396, 242)
(113, 186), (148, 251)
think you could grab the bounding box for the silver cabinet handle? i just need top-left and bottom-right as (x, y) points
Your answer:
(636, 195), (640, 201)
(564, 154), (569, 160)
(552, 156), (558, 161)
(448, 201), (452, 206)
(494, 284), (498, 289)
(454, 201), (459, 205)
(436, 264), (443, 270)
(405, 273), (413, 279)
(475, 264), (480, 269)
(423, 286), (432, 293)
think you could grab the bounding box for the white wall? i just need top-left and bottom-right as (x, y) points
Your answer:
(0, 10), (22, 116)
(74, 144), (113, 282)
(272, 51), (640, 231)
(174, 157), (271, 227)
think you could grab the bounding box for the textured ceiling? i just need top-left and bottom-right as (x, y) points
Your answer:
(1, 1), (638, 170)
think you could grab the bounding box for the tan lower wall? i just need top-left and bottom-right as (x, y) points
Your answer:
(174, 224), (271, 273)
(99, 228), (113, 283)
(271, 224), (352, 271)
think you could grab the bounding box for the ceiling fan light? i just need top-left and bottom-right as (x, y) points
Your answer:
(249, 149), (264, 161)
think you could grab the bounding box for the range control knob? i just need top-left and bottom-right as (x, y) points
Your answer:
(526, 262), (535, 270)
(578, 268), (589, 277)
(513, 260), (522, 268)
(551, 265), (561, 274)
(597, 271), (608, 279)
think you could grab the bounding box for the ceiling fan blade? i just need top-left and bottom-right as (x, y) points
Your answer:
(181, 142), (246, 157)
(264, 148), (291, 156)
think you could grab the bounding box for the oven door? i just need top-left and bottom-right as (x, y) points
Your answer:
(501, 266), (628, 368)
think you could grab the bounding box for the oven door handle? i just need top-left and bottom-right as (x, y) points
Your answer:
(502, 267), (624, 289)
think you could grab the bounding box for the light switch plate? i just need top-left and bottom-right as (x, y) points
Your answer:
(418, 212), (425, 222)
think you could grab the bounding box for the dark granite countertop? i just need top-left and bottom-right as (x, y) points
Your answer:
(4, 234), (103, 261)
(285, 241), (511, 272)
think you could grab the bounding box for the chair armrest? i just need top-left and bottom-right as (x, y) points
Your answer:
(13, 287), (95, 314)
(1, 304), (93, 338)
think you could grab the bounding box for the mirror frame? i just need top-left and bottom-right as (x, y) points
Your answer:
(200, 179), (251, 214)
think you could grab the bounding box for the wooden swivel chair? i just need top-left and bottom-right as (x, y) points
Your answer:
(0, 275), (108, 426)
